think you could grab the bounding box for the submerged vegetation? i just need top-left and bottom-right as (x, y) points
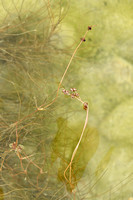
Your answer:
(0, 0), (133, 199)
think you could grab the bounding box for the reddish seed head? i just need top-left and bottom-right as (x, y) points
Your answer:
(71, 93), (79, 98)
(65, 90), (70, 95)
(88, 26), (92, 30)
(70, 88), (77, 92)
(80, 37), (86, 42)
(83, 102), (88, 110)
(12, 142), (17, 150)
(62, 89), (66, 93)
(62, 89), (70, 95)
(71, 93), (75, 98)
(73, 88), (77, 92)
(75, 93), (79, 97)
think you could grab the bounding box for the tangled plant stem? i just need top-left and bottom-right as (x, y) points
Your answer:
(5, 26), (92, 133)
(36, 27), (91, 111)
(16, 26), (91, 121)
(0, 25), (92, 191)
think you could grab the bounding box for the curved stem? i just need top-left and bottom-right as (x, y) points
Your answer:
(64, 106), (89, 187)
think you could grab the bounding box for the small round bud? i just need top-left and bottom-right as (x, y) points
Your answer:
(83, 102), (88, 110)
(73, 88), (77, 92)
(75, 93), (79, 97)
(71, 93), (75, 98)
(70, 88), (77, 92)
(88, 26), (92, 30)
(62, 89), (66, 93)
(62, 89), (70, 95)
(80, 37), (86, 42)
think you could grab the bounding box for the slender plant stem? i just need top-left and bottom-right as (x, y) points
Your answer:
(15, 28), (89, 125)
(37, 29), (89, 110)
(64, 106), (89, 187)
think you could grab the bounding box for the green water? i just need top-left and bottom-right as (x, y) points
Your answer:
(0, 0), (133, 199)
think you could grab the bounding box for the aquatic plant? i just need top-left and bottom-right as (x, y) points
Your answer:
(0, 0), (133, 200)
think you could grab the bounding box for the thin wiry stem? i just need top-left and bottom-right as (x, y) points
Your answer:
(15, 27), (90, 125)
(37, 29), (89, 110)
(64, 106), (89, 188)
